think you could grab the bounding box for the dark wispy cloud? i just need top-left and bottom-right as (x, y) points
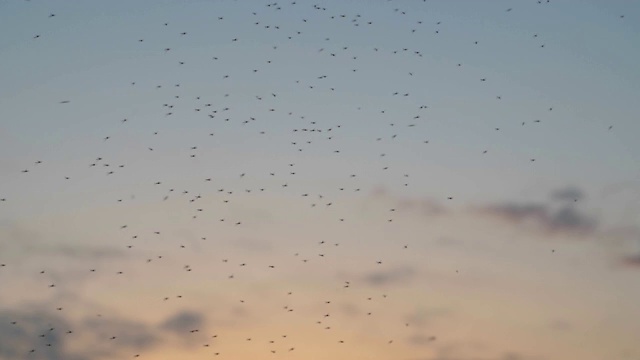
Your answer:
(550, 186), (585, 202)
(82, 317), (159, 351)
(0, 309), (83, 360)
(362, 266), (417, 287)
(231, 237), (273, 254)
(367, 187), (446, 216)
(404, 307), (454, 329)
(549, 318), (573, 331)
(30, 243), (124, 260)
(479, 202), (596, 235)
(160, 310), (205, 335)
(337, 302), (360, 317)
(597, 227), (640, 270)
(395, 197), (446, 216)
(0, 306), (160, 360)
(0, 223), (125, 261)
(620, 254), (640, 268)
(475, 187), (598, 235)
(409, 352), (533, 360)
(0, 305), (210, 360)
(406, 333), (438, 346)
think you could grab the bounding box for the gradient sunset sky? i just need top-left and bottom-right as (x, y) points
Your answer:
(1, 1), (640, 360)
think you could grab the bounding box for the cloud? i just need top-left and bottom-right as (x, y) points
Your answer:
(479, 203), (596, 235)
(406, 333), (438, 346)
(395, 197), (446, 216)
(409, 352), (533, 360)
(337, 302), (360, 317)
(0, 309), (83, 360)
(482, 203), (546, 221)
(231, 237), (273, 253)
(0, 223), (124, 261)
(0, 306), (161, 360)
(620, 254), (640, 268)
(160, 310), (205, 335)
(362, 266), (417, 287)
(367, 187), (446, 216)
(475, 187), (598, 236)
(82, 317), (159, 351)
(549, 318), (572, 331)
(550, 186), (585, 202)
(404, 307), (454, 329)
(32, 243), (124, 260)
(549, 206), (596, 232)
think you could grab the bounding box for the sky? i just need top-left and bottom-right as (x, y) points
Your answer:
(0, 0), (640, 359)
